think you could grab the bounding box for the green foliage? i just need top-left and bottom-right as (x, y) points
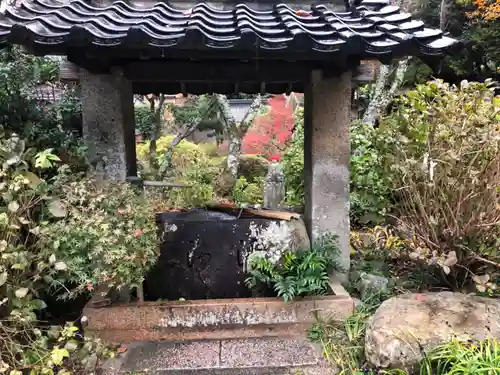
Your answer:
(164, 177), (215, 208)
(0, 48), (61, 130)
(420, 338), (500, 375)
(197, 142), (220, 157)
(232, 176), (263, 205)
(0, 48), (45, 134)
(134, 104), (155, 138)
(27, 87), (85, 166)
(282, 107), (304, 207)
(0, 133), (113, 374)
(353, 84), (374, 119)
(413, 0), (499, 81)
(282, 108), (393, 224)
(403, 59), (434, 86)
(169, 96), (205, 125)
(34, 148), (61, 169)
(137, 136), (216, 207)
(36, 57), (60, 83)
(454, 0), (500, 79)
(469, 21), (500, 75)
(228, 156), (268, 205)
(384, 80), (499, 290)
(245, 234), (341, 302)
(237, 155), (269, 181)
(137, 135), (210, 176)
(0, 48), (83, 165)
(40, 173), (159, 298)
(350, 121), (392, 225)
(169, 95), (222, 134)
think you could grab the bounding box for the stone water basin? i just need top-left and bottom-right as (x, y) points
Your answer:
(144, 207), (310, 301)
(82, 207), (354, 344)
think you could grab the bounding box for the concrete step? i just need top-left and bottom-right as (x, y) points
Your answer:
(106, 337), (331, 375)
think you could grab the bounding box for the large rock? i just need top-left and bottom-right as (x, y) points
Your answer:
(365, 292), (500, 368)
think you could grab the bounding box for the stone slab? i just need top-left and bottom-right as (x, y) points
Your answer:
(83, 295), (354, 344)
(121, 341), (220, 371)
(150, 366), (330, 375)
(114, 338), (331, 375)
(220, 338), (320, 368)
(88, 323), (310, 343)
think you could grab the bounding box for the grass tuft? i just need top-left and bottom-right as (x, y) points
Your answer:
(420, 338), (500, 375)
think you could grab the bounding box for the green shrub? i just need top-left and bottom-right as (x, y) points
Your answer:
(134, 104), (154, 138)
(41, 173), (159, 298)
(232, 176), (263, 204)
(217, 154), (269, 182)
(238, 154), (269, 181)
(282, 108), (393, 224)
(137, 136), (214, 179)
(198, 142), (220, 157)
(137, 135), (210, 174)
(282, 107), (305, 207)
(385, 80), (500, 290)
(0, 48), (82, 156)
(0, 134), (113, 375)
(350, 121), (393, 225)
(162, 177), (215, 208)
(137, 136), (217, 207)
(26, 87), (85, 169)
(245, 234), (340, 302)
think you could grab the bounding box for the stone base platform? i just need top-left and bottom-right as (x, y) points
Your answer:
(83, 295), (354, 343)
(103, 337), (331, 375)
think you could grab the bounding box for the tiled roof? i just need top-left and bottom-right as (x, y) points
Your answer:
(0, 0), (460, 60)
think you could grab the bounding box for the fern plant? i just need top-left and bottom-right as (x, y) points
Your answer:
(245, 234), (341, 302)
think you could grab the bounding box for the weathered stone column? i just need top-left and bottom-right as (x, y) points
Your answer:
(79, 68), (137, 181)
(304, 70), (351, 272)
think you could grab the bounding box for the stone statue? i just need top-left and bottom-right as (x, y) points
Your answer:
(263, 156), (285, 210)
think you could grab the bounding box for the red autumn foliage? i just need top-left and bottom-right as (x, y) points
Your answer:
(241, 95), (294, 156)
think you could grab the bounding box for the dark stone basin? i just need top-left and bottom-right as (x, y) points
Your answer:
(143, 208), (280, 301)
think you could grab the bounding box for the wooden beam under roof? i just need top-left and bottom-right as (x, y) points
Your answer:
(59, 60), (378, 87)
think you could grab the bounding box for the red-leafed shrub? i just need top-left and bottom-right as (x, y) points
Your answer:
(241, 95), (294, 156)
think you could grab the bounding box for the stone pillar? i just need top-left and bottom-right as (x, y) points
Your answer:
(79, 68), (137, 181)
(304, 70), (351, 272)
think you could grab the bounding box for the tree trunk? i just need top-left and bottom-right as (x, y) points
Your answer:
(148, 94), (166, 173)
(439, 0), (454, 31)
(361, 0), (411, 126)
(212, 94), (263, 196)
(362, 58), (411, 126)
(226, 129), (242, 179)
(215, 94), (262, 182)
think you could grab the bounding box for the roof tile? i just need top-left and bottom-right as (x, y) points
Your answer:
(0, 0), (460, 60)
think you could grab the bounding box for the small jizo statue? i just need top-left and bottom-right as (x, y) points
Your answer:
(263, 155), (285, 210)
